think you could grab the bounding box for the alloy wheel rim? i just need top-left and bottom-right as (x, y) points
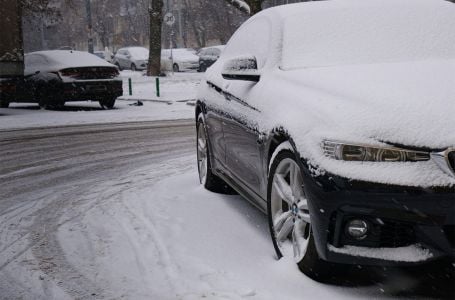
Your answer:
(197, 124), (208, 184)
(271, 158), (311, 262)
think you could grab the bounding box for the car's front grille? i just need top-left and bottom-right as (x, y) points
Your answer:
(448, 150), (455, 173)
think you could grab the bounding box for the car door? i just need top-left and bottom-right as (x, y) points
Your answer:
(219, 18), (272, 195)
(123, 50), (132, 69)
(116, 50), (125, 68)
(161, 50), (170, 71)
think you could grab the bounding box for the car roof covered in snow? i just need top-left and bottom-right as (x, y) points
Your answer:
(259, 0), (452, 19)
(25, 50), (115, 70)
(247, 0), (455, 69)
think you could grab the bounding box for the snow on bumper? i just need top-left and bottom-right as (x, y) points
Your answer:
(327, 244), (433, 263)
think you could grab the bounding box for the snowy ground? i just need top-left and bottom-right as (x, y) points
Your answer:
(0, 71), (200, 130)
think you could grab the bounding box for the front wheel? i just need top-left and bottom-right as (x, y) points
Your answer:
(99, 97), (116, 109)
(131, 63), (137, 71)
(173, 63), (180, 72)
(0, 99), (10, 108)
(268, 149), (336, 282)
(197, 114), (235, 194)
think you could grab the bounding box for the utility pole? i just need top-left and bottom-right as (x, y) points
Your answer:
(86, 0), (94, 53)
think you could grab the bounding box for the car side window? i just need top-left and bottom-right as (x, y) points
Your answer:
(222, 17), (271, 69)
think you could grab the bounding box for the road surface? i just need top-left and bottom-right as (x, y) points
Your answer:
(0, 120), (195, 299)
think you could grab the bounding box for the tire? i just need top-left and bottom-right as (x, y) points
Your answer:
(196, 114), (235, 194)
(131, 63), (137, 71)
(37, 88), (49, 109)
(198, 63), (206, 72)
(268, 148), (336, 282)
(99, 97), (116, 109)
(0, 99), (10, 108)
(173, 63), (180, 72)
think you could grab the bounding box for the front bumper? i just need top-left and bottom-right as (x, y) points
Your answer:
(303, 167), (455, 266)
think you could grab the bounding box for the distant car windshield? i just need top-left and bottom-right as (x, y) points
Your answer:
(172, 49), (198, 59)
(282, 5), (455, 69)
(128, 47), (149, 60)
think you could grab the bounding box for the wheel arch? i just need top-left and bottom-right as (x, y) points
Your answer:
(266, 129), (330, 263)
(267, 128), (295, 172)
(195, 101), (206, 123)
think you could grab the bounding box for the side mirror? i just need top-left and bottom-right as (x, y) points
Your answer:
(221, 56), (260, 82)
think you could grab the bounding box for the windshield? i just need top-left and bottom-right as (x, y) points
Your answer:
(128, 47), (149, 60)
(282, 5), (455, 69)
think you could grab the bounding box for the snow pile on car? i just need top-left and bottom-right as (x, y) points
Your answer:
(26, 50), (115, 70)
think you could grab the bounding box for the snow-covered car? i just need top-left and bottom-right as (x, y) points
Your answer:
(195, 0), (455, 282)
(197, 45), (225, 72)
(1, 50), (122, 109)
(114, 47), (149, 71)
(161, 48), (199, 72)
(94, 50), (114, 63)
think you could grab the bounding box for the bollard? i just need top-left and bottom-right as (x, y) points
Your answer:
(128, 78), (132, 96)
(156, 77), (160, 97)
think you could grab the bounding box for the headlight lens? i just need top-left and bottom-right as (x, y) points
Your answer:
(322, 141), (430, 162)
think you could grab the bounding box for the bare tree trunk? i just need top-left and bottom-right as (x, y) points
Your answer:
(147, 0), (163, 76)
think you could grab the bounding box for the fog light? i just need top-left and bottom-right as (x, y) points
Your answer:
(346, 219), (369, 240)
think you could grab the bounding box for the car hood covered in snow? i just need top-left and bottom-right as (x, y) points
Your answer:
(278, 59), (455, 149)
(244, 59), (455, 187)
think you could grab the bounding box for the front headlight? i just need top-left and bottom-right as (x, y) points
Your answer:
(322, 141), (430, 162)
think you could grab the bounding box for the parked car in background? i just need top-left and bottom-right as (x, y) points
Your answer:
(161, 48), (199, 72)
(1, 50), (122, 109)
(113, 47), (149, 71)
(195, 0), (455, 282)
(197, 45), (225, 72)
(94, 48), (114, 63)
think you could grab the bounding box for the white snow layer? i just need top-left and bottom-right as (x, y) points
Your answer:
(328, 244), (433, 262)
(26, 50), (115, 71)
(56, 159), (387, 299)
(281, 0), (455, 69)
(201, 0), (455, 188)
